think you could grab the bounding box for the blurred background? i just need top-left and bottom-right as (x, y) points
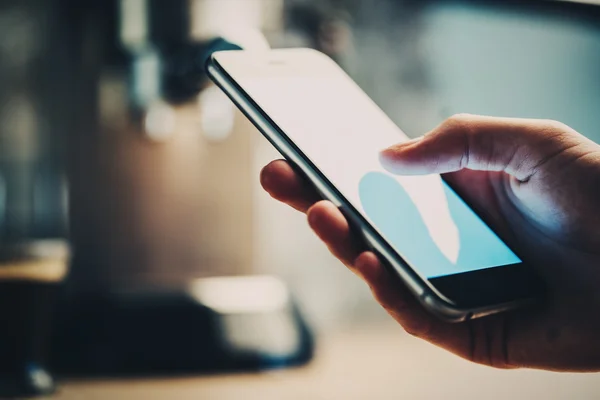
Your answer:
(0, 0), (600, 398)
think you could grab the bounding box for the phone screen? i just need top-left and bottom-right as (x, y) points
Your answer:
(229, 57), (521, 279)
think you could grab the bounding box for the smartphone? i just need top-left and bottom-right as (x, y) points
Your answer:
(206, 48), (543, 322)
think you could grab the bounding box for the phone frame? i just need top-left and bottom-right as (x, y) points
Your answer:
(206, 49), (541, 322)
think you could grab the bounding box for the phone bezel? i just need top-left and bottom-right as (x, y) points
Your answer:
(206, 49), (542, 322)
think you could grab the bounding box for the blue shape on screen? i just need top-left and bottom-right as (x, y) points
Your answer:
(358, 172), (519, 278)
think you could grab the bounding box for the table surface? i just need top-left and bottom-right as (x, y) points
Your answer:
(49, 326), (600, 400)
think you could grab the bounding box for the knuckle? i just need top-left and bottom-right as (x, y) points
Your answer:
(438, 114), (477, 142)
(443, 113), (474, 131)
(540, 119), (569, 132)
(540, 119), (575, 141)
(536, 120), (580, 149)
(438, 114), (477, 168)
(538, 119), (578, 140)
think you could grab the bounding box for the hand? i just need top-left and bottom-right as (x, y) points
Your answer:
(260, 114), (600, 371)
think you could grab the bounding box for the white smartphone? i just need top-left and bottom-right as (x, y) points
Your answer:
(206, 48), (543, 322)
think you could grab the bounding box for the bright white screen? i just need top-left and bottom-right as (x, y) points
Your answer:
(235, 62), (520, 278)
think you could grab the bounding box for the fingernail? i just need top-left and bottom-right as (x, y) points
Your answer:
(380, 136), (422, 162)
(400, 136), (424, 146)
(381, 136), (423, 153)
(378, 137), (424, 173)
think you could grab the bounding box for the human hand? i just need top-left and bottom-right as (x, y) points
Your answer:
(260, 114), (600, 371)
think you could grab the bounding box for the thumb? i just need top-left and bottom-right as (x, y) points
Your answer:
(379, 114), (585, 182)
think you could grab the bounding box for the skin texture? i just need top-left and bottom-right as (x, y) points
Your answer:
(260, 114), (600, 371)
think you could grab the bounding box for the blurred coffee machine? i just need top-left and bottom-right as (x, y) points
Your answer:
(65, 0), (281, 290)
(0, 0), (312, 392)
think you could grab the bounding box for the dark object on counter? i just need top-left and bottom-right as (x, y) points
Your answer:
(0, 280), (59, 397)
(0, 241), (69, 398)
(51, 276), (313, 377)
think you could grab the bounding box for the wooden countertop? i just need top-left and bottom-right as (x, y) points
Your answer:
(51, 326), (600, 400)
